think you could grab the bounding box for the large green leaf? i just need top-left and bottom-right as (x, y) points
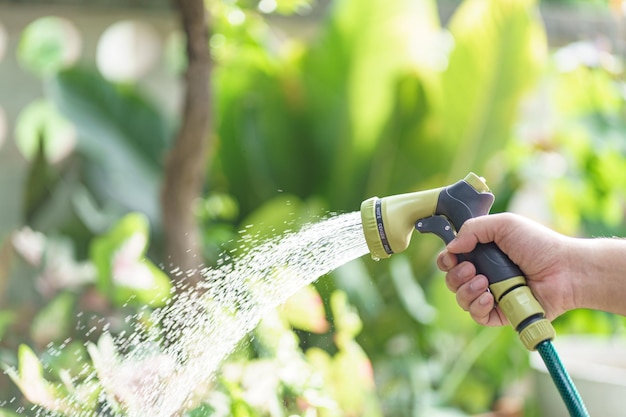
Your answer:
(440, 0), (547, 179)
(302, 0), (442, 208)
(45, 67), (171, 223)
(210, 4), (320, 216)
(215, 0), (445, 213)
(214, 63), (318, 215)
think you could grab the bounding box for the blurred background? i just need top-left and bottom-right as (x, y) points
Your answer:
(1, 0), (626, 416)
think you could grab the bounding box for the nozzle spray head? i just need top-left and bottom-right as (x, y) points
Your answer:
(360, 187), (442, 260)
(360, 173), (490, 260)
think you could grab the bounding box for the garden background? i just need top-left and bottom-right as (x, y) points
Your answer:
(1, 0), (626, 416)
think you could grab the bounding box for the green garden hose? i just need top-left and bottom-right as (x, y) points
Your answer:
(536, 340), (590, 417)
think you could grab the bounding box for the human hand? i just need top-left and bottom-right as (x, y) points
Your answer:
(436, 213), (579, 326)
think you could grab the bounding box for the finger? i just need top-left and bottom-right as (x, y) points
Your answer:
(469, 293), (509, 327)
(446, 218), (484, 254)
(468, 292), (495, 323)
(436, 250), (458, 272)
(446, 214), (512, 254)
(454, 275), (489, 310)
(444, 261), (476, 293)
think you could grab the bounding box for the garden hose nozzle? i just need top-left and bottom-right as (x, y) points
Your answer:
(360, 173), (490, 259)
(360, 173), (555, 351)
(360, 186), (443, 260)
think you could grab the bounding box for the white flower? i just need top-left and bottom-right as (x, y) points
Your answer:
(87, 333), (178, 415)
(12, 227), (46, 266)
(111, 233), (155, 289)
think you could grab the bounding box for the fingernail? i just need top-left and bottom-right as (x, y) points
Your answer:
(470, 276), (486, 292)
(441, 254), (453, 270)
(479, 293), (491, 306)
(458, 262), (473, 278)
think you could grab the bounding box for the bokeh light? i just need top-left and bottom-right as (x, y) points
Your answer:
(14, 99), (76, 163)
(17, 16), (82, 76)
(96, 20), (161, 82)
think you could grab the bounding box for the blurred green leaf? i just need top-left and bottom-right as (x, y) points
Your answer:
(331, 340), (381, 417)
(90, 212), (172, 307)
(239, 194), (325, 240)
(187, 403), (216, 417)
(31, 292), (75, 346)
(281, 284), (329, 333)
(271, 0), (314, 15)
(46, 67), (171, 222)
(333, 0), (441, 159)
(437, 327), (501, 405)
(21, 129), (59, 226)
(330, 290), (362, 346)
(389, 255), (436, 325)
(302, 0), (442, 207)
(41, 340), (91, 378)
(17, 344), (43, 382)
(14, 99), (75, 163)
(6, 344), (93, 415)
(212, 21), (316, 215)
(553, 309), (618, 335)
(198, 193), (240, 223)
(429, 271), (476, 335)
(5, 345), (57, 410)
(0, 311), (15, 342)
(441, 0), (547, 179)
(554, 66), (622, 117)
(332, 258), (384, 319)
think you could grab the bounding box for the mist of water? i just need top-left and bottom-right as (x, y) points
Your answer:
(50, 211), (369, 416)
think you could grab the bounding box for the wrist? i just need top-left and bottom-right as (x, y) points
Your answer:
(572, 237), (626, 315)
(567, 237), (594, 311)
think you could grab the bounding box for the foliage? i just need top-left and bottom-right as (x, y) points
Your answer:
(2, 0), (626, 416)
(211, 0), (547, 414)
(90, 212), (171, 308)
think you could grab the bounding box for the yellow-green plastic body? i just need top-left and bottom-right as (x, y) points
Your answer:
(360, 173), (486, 260)
(360, 187), (442, 260)
(490, 277), (555, 350)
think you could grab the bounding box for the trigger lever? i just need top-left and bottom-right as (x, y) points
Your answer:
(415, 215), (456, 244)
(416, 216), (470, 263)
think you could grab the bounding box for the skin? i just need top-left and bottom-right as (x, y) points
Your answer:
(436, 213), (626, 326)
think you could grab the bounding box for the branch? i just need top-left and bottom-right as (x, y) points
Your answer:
(162, 0), (212, 287)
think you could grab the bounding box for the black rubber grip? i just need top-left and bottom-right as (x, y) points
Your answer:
(471, 242), (524, 284)
(436, 179), (494, 227)
(435, 179), (523, 284)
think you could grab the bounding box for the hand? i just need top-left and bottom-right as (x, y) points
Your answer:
(436, 213), (579, 326)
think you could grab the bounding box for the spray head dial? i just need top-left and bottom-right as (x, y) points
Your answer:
(360, 186), (442, 260)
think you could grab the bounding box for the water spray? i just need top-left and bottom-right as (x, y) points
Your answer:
(360, 173), (589, 417)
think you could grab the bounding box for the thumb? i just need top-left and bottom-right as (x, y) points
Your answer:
(447, 214), (505, 254)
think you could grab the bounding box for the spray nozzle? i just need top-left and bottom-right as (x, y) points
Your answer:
(360, 173), (555, 351)
(360, 173), (491, 259)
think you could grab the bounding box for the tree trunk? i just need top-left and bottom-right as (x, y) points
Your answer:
(162, 0), (212, 288)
